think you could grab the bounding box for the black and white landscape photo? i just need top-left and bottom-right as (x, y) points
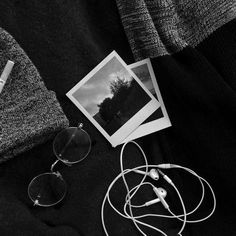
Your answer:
(123, 59), (171, 143)
(67, 51), (160, 147)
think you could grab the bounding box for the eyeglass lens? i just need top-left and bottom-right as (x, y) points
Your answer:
(28, 125), (91, 207)
(53, 127), (91, 164)
(28, 172), (67, 207)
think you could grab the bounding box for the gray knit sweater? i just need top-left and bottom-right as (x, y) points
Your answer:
(116, 0), (236, 60)
(0, 27), (69, 162)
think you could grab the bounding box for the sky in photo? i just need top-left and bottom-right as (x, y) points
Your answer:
(72, 56), (133, 116)
(131, 64), (155, 94)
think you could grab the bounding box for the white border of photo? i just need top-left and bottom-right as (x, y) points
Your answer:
(66, 51), (160, 147)
(122, 58), (171, 143)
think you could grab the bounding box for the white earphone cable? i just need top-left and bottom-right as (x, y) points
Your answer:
(101, 141), (216, 235)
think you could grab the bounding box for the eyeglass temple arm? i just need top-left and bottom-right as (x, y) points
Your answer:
(57, 123), (83, 157)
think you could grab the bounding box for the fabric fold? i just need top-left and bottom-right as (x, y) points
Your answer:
(116, 0), (236, 60)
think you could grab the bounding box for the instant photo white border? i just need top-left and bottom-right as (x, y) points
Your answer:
(123, 58), (171, 143)
(66, 51), (160, 147)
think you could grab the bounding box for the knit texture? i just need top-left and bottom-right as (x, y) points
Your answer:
(116, 0), (236, 60)
(0, 27), (69, 162)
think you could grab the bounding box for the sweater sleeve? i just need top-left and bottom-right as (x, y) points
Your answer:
(0, 27), (69, 162)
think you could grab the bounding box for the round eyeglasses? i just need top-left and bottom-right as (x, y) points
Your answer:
(28, 123), (91, 207)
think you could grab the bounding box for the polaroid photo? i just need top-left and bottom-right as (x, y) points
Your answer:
(122, 58), (171, 143)
(66, 51), (160, 147)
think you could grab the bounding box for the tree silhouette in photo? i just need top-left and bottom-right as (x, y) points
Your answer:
(98, 76), (130, 122)
(97, 76), (150, 135)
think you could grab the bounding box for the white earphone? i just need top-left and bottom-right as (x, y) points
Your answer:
(134, 168), (159, 180)
(145, 187), (167, 206)
(153, 187), (169, 209)
(101, 141), (216, 236)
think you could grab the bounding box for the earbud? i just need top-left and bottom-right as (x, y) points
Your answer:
(134, 169), (159, 180)
(153, 187), (169, 209)
(145, 187), (167, 206)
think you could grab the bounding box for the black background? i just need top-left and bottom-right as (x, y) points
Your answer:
(0, 1), (235, 235)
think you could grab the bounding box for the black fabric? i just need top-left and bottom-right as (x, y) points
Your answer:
(0, 1), (235, 235)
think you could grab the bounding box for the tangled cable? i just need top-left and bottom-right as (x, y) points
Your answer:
(101, 141), (216, 235)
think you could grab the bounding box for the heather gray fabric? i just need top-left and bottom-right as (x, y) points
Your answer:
(116, 0), (236, 60)
(0, 27), (69, 162)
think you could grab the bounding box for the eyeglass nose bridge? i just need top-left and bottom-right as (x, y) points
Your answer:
(50, 159), (72, 173)
(51, 159), (59, 173)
